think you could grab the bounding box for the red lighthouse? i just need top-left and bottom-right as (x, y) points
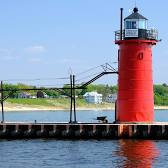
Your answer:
(115, 7), (158, 122)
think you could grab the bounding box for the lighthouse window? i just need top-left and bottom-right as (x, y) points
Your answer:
(126, 21), (131, 29)
(132, 21), (137, 29)
(139, 20), (146, 29)
(138, 53), (143, 60)
(125, 21), (137, 29)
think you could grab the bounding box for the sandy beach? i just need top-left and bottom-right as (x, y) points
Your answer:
(1, 102), (168, 111)
(2, 102), (114, 111)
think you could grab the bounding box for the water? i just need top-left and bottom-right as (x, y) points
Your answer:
(0, 109), (167, 123)
(0, 109), (168, 167)
(0, 110), (115, 123)
(0, 139), (167, 168)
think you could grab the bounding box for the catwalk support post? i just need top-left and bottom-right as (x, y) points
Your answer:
(1, 81), (4, 123)
(73, 75), (76, 123)
(69, 75), (73, 123)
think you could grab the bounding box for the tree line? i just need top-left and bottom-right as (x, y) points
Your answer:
(2, 83), (168, 105)
(154, 83), (168, 105)
(1, 83), (117, 99)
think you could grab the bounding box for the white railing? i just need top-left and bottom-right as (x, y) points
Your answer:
(115, 29), (158, 41)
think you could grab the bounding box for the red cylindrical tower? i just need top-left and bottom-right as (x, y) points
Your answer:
(115, 7), (158, 122)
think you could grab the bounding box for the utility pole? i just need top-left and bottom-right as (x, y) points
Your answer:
(69, 75), (77, 123)
(1, 81), (4, 123)
(73, 75), (76, 123)
(69, 75), (73, 123)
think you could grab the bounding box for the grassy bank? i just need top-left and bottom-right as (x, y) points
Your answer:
(5, 98), (168, 111)
(6, 98), (115, 110)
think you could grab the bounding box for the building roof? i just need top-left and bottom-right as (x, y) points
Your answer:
(107, 93), (117, 97)
(83, 91), (102, 97)
(19, 92), (31, 95)
(124, 7), (147, 20)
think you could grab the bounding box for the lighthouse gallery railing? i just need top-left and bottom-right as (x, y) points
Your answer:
(115, 29), (158, 41)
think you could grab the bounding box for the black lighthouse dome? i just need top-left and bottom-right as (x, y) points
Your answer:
(125, 7), (147, 20)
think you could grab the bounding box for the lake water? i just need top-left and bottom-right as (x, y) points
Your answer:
(0, 109), (168, 168)
(0, 109), (168, 123)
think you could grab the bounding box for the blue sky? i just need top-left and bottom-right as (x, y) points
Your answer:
(0, 0), (167, 86)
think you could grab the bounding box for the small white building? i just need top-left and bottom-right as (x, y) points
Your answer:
(83, 91), (102, 104)
(106, 94), (117, 103)
(30, 95), (37, 99)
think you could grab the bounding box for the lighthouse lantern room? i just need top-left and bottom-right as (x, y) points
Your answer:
(124, 7), (148, 39)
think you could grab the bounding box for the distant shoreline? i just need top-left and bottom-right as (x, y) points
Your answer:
(4, 106), (115, 112)
(2, 103), (168, 112)
(3, 98), (168, 112)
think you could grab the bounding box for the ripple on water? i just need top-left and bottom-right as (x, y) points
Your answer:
(0, 139), (166, 168)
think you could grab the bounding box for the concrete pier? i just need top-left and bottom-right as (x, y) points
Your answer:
(0, 122), (168, 139)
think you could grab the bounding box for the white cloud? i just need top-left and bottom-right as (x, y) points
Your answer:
(0, 48), (19, 61)
(0, 48), (11, 57)
(28, 58), (42, 63)
(3, 55), (18, 61)
(24, 45), (46, 54)
(58, 58), (83, 64)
